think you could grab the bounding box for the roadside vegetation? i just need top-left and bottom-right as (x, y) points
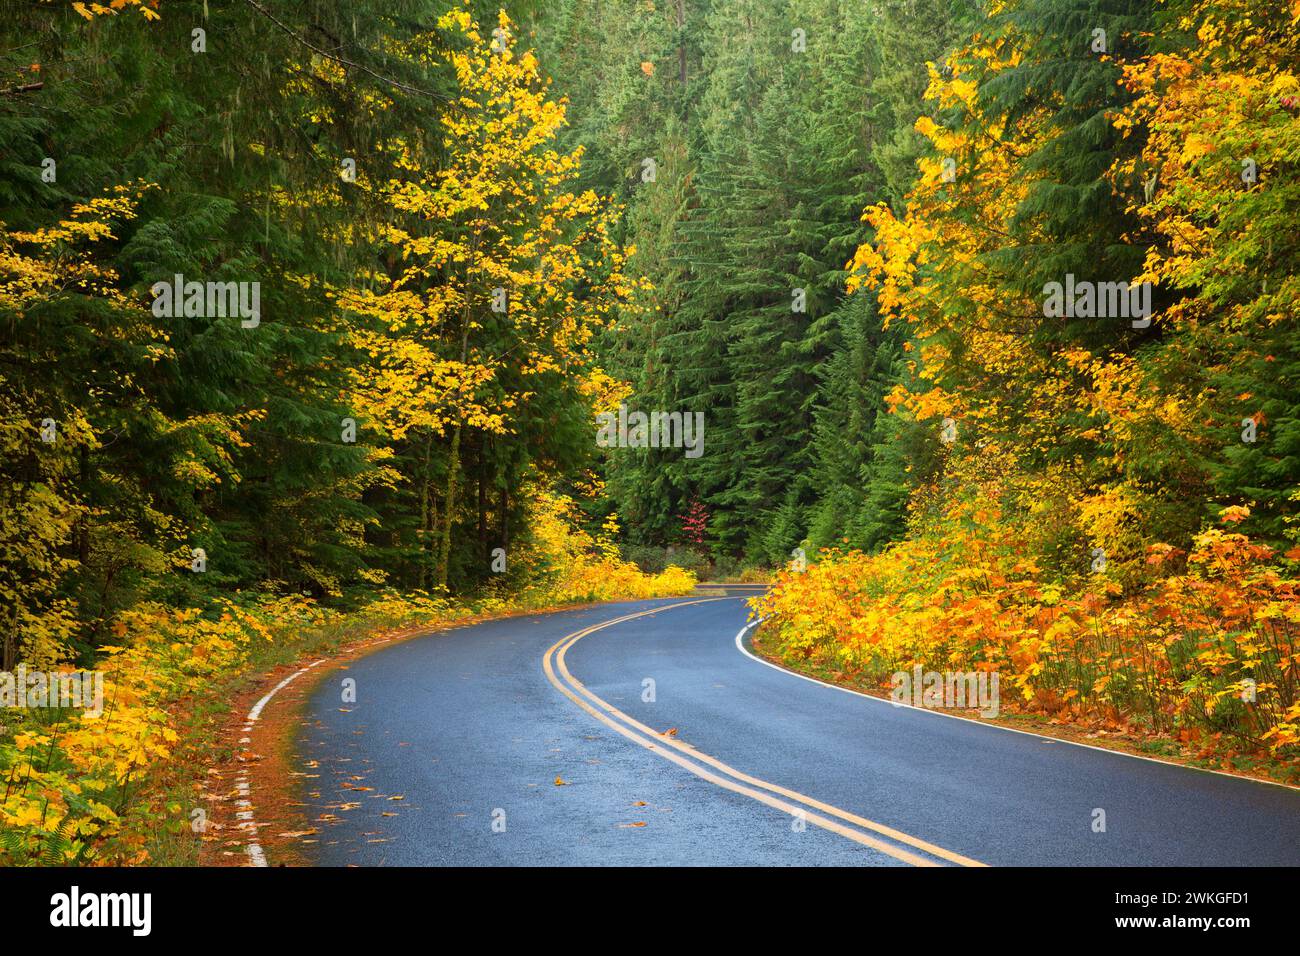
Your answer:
(746, 0), (1300, 777)
(0, 486), (691, 865)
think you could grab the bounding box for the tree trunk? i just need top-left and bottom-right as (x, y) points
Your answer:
(418, 432), (433, 590)
(77, 445), (89, 566)
(499, 483), (510, 554)
(2, 604), (16, 672)
(438, 226), (480, 591)
(435, 424), (461, 591)
(477, 439), (487, 568)
(676, 0), (686, 88)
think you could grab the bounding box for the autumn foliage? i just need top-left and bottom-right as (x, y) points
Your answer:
(0, 5), (694, 864)
(762, 0), (1300, 774)
(756, 502), (1300, 763)
(0, 487), (692, 865)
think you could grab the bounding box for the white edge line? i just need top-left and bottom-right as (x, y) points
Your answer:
(236, 596), (694, 866)
(734, 617), (1300, 793)
(241, 658), (327, 866)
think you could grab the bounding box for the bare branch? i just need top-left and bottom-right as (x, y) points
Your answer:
(0, 81), (43, 96)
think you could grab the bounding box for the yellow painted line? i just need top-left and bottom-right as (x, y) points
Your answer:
(543, 599), (986, 867)
(553, 609), (985, 867)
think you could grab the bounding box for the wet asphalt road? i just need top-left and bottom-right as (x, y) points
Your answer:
(294, 589), (1300, 866)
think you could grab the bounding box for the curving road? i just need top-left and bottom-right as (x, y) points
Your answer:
(292, 589), (1300, 866)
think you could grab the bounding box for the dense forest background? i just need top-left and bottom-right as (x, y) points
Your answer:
(533, 0), (960, 569)
(566, 0), (1299, 763)
(3, 0), (1299, 664)
(3, 0), (629, 671)
(1, 0), (953, 668)
(533, 0), (1300, 582)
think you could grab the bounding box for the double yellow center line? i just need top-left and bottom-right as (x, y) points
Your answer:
(542, 598), (986, 867)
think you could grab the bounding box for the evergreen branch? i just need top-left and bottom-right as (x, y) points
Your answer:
(241, 0), (449, 102)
